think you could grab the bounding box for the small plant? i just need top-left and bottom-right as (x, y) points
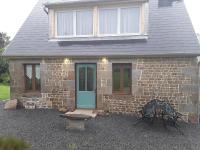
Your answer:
(0, 137), (29, 150)
(69, 143), (78, 150)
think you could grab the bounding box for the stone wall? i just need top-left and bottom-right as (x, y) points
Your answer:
(40, 59), (75, 110)
(9, 57), (199, 123)
(101, 57), (199, 123)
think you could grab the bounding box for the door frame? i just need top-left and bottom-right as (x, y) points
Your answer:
(75, 63), (97, 109)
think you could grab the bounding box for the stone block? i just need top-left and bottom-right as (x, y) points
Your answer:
(182, 68), (198, 78)
(132, 86), (144, 96)
(179, 104), (198, 113)
(188, 113), (199, 124)
(66, 120), (85, 131)
(4, 99), (18, 110)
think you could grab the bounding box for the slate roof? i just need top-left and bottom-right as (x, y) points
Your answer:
(3, 0), (200, 57)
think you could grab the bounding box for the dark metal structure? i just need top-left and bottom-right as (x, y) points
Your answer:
(138, 99), (182, 128)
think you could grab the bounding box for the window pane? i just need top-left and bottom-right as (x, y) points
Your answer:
(25, 65), (32, 90)
(123, 67), (131, 93)
(99, 8), (118, 34)
(87, 67), (94, 91)
(120, 7), (140, 33)
(79, 67), (86, 91)
(76, 10), (93, 35)
(35, 65), (41, 91)
(57, 12), (73, 36)
(113, 67), (120, 91)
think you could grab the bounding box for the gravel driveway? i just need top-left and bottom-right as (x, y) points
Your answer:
(0, 102), (200, 150)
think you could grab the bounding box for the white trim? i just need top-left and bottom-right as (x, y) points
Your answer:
(55, 11), (58, 37)
(73, 10), (76, 36)
(117, 8), (121, 35)
(50, 35), (148, 42)
(93, 6), (98, 36)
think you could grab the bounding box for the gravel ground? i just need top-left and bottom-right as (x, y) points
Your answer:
(0, 102), (200, 150)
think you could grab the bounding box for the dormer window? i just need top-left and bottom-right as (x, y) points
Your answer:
(99, 7), (140, 35)
(56, 10), (93, 37)
(49, 2), (148, 41)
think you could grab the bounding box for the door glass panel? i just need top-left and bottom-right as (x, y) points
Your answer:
(113, 67), (120, 91)
(79, 67), (86, 91)
(123, 67), (131, 93)
(25, 65), (33, 90)
(35, 65), (41, 91)
(87, 67), (94, 91)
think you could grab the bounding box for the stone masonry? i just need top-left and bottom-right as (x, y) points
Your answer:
(9, 57), (200, 123)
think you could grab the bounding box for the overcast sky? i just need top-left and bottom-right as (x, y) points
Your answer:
(0, 0), (199, 39)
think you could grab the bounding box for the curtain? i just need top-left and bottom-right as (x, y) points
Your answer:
(26, 65), (32, 79)
(35, 65), (40, 80)
(76, 10), (93, 35)
(35, 65), (41, 90)
(120, 7), (140, 34)
(25, 65), (32, 90)
(57, 12), (73, 36)
(99, 8), (118, 34)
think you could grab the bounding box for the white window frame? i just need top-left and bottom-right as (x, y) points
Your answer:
(55, 9), (94, 38)
(54, 4), (142, 39)
(97, 5), (142, 37)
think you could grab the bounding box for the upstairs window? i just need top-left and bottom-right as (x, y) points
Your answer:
(56, 10), (93, 37)
(57, 12), (73, 36)
(54, 4), (143, 38)
(24, 64), (41, 91)
(99, 8), (118, 34)
(76, 10), (93, 36)
(120, 7), (140, 34)
(99, 7), (140, 35)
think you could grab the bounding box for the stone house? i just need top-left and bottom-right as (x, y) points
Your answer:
(3, 0), (200, 123)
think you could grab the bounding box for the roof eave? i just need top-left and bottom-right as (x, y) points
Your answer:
(3, 53), (200, 59)
(44, 0), (149, 8)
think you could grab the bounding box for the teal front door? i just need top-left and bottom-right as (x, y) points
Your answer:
(76, 64), (96, 109)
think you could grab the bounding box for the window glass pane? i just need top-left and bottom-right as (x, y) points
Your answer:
(87, 67), (94, 91)
(76, 10), (93, 35)
(25, 65), (32, 90)
(113, 67), (120, 91)
(120, 7), (140, 33)
(57, 12), (73, 36)
(79, 67), (86, 91)
(99, 8), (118, 34)
(35, 65), (41, 91)
(123, 67), (131, 93)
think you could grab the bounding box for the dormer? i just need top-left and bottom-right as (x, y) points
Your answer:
(44, 0), (149, 41)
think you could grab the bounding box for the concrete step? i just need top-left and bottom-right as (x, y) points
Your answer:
(65, 109), (97, 118)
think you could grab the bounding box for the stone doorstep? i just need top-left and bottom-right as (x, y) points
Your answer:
(65, 109), (97, 118)
(24, 100), (52, 109)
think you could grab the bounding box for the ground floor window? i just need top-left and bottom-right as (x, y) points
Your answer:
(24, 64), (41, 91)
(112, 63), (132, 94)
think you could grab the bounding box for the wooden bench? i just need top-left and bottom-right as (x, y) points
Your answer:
(60, 114), (92, 131)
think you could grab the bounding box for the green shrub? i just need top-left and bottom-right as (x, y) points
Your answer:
(69, 143), (77, 150)
(0, 137), (29, 150)
(0, 73), (10, 84)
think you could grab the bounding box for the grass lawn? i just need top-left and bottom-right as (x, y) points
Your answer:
(0, 85), (10, 101)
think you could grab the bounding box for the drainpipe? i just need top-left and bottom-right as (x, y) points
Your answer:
(198, 56), (200, 123)
(43, 5), (48, 14)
